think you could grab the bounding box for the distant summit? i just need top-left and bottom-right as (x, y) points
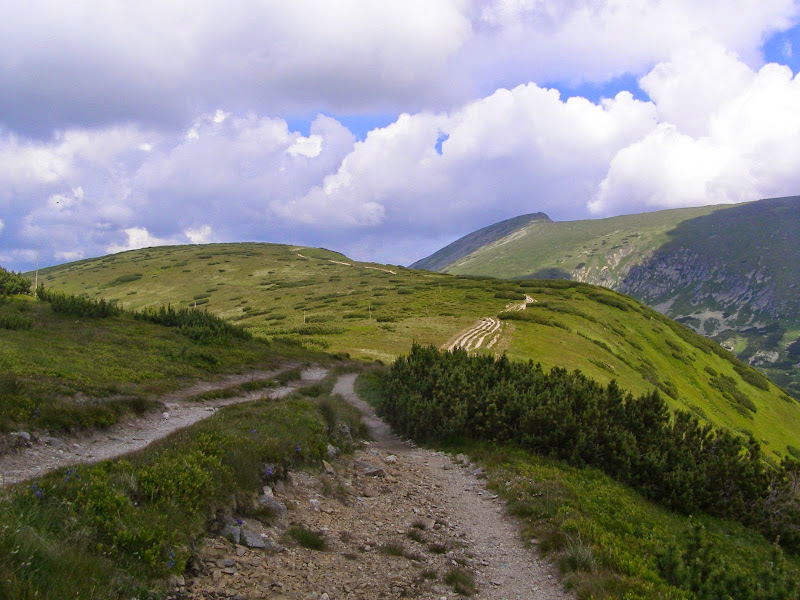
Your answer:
(410, 212), (550, 272)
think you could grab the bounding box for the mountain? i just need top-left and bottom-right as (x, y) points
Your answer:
(414, 196), (800, 398)
(410, 212), (550, 271)
(32, 241), (800, 458)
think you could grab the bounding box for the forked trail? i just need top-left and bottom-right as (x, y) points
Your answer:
(0, 365), (328, 487)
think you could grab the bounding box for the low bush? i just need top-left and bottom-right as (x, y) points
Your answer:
(381, 345), (800, 554)
(0, 265), (31, 295)
(37, 286), (122, 318)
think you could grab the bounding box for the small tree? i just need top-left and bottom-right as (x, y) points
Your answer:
(0, 265), (32, 295)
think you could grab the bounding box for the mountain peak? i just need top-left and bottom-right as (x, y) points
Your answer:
(410, 212), (550, 271)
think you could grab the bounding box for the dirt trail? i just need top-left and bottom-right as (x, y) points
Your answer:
(0, 365), (328, 487)
(332, 373), (569, 600)
(178, 373), (568, 599)
(294, 251), (396, 275)
(445, 295), (535, 353)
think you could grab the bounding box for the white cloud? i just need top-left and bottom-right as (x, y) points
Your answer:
(0, 1), (796, 135)
(106, 227), (174, 254)
(54, 249), (84, 261)
(287, 135), (323, 158)
(591, 61), (800, 214)
(0, 218), (4, 233)
(185, 225), (213, 244)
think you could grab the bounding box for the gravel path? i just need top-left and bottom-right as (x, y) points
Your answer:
(0, 365), (328, 486)
(333, 373), (569, 600)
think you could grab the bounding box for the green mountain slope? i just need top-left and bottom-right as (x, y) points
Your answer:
(420, 197), (800, 398)
(410, 212), (550, 271)
(33, 242), (800, 458)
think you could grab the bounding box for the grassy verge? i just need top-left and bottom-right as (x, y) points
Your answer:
(359, 369), (800, 599)
(0, 384), (365, 599)
(0, 295), (320, 434)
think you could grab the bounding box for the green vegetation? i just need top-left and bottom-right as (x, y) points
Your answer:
(420, 197), (800, 400)
(287, 525), (328, 551)
(32, 242), (800, 457)
(380, 345), (800, 552)
(363, 369), (800, 598)
(0, 384), (362, 599)
(0, 294), (312, 434)
(444, 567), (476, 596)
(0, 265), (32, 295)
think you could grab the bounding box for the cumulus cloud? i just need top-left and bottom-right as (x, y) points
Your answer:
(591, 58), (800, 214)
(1, 4), (799, 269)
(106, 227), (175, 254)
(185, 225), (213, 244)
(0, 1), (797, 135)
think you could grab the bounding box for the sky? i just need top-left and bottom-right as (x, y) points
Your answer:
(1, 1), (800, 270)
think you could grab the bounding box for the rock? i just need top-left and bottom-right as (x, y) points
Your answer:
(241, 529), (267, 549)
(11, 431), (32, 447)
(455, 453), (468, 464)
(384, 454), (397, 464)
(354, 460), (385, 477)
(221, 524), (241, 545)
(168, 574), (185, 588)
(162, 412), (170, 420)
(310, 499), (321, 511)
(257, 494), (287, 516)
(217, 558), (236, 568)
(322, 460), (335, 475)
(42, 435), (62, 447)
(327, 443), (340, 457)
(471, 467), (485, 477)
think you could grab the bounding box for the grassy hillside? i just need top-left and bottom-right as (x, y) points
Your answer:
(0, 293), (313, 436)
(424, 197), (800, 399)
(33, 242), (800, 458)
(410, 211), (550, 271)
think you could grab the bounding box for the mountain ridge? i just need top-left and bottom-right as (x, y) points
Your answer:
(414, 196), (800, 398)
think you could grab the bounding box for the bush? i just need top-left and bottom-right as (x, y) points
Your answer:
(37, 286), (122, 318)
(0, 266), (31, 295)
(381, 345), (800, 554)
(494, 291), (526, 300)
(0, 313), (33, 330)
(134, 305), (251, 342)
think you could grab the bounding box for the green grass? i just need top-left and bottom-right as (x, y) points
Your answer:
(466, 444), (800, 599)
(0, 385), (363, 599)
(287, 525), (327, 551)
(433, 198), (800, 400)
(31, 242), (800, 458)
(0, 294), (319, 434)
(444, 567), (476, 596)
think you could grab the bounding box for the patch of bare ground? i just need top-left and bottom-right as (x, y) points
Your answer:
(169, 374), (569, 600)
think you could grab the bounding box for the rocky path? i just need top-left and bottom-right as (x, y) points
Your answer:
(444, 295), (535, 353)
(178, 373), (568, 600)
(0, 365), (328, 486)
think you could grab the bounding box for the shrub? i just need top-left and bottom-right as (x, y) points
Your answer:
(0, 265), (31, 295)
(134, 305), (251, 342)
(0, 313), (33, 330)
(37, 287), (122, 318)
(381, 345), (800, 554)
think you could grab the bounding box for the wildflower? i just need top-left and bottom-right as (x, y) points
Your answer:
(295, 444), (302, 454)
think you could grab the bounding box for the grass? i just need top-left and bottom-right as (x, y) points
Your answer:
(30, 242), (800, 457)
(183, 378), (277, 402)
(444, 568), (476, 596)
(287, 525), (327, 551)
(435, 198), (800, 400)
(0, 295), (321, 434)
(379, 542), (422, 561)
(0, 386), (364, 599)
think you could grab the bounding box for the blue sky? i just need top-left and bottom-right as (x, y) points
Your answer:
(1, 1), (799, 270)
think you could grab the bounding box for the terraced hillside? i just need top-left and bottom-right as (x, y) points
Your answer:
(34, 242), (800, 458)
(417, 197), (800, 398)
